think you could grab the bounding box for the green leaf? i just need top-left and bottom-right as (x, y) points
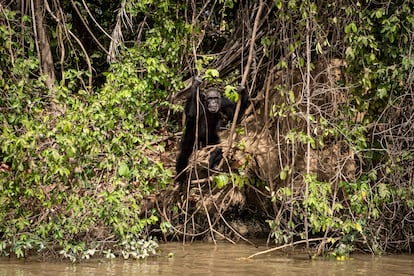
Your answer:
(224, 85), (238, 102)
(351, 22), (357, 32)
(376, 10), (383, 18)
(205, 69), (219, 79)
(345, 47), (354, 60)
(288, 0), (296, 10)
(288, 90), (295, 103)
(345, 22), (357, 34)
(213, 174), (228, 189)
(376, 87), (387, 99)
(276, 59), (288, 69)
(275, 0), (282, 10)
(354, 223), (362, 233)
(118, 162), (130, 177)
(280, 170), (287, 181)
(279, 165), (290, 180)
(378, 183), (390, 200)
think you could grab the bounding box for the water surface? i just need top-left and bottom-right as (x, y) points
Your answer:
(1, 242), (413, 275)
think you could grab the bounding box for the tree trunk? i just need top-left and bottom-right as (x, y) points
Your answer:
(34, 0), (55, 90)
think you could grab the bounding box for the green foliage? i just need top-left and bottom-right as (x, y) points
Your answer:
(219, 0), (236, 9)
(224, 85), (238, 102)
(344, 2), (414, 117)
(204, 68), (220, 81)
(304, 175), (343, 234)
(331, 242), (354, 260)
(0, 2), (187, 259)
(267, 218), (293, 245)
(213, 172), (249, 189)
(279, 165), (290, 181)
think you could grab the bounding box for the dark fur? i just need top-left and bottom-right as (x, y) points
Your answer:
(176, 76), (249, 184)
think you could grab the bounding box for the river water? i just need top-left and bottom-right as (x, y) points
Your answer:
(1, 242), (414, 275)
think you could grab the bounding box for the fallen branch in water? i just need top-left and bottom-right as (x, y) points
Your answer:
(246, 237), (329, 259)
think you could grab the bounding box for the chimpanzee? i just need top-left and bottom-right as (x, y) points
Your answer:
(175, 76), (249, 184)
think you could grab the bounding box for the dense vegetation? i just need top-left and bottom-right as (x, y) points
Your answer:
(0, 0), (413, 261)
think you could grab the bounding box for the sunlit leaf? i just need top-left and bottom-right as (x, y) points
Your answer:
(118, 162), (130, 177)
(214, 174), (228, 189)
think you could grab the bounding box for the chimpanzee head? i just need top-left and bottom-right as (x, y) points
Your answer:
(204, 88), (221, 113)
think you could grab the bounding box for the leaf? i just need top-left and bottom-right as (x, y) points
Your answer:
(275, 0), (282, 10)
(279, 165), (290, 180)
(345, 47), (355, 60)
(376, 87), (388, 99)
(280, 170), (287, 180)
(351, 22), (357, 33)
(316, 42), (323, 55)
(205, 69), (220, 79)
(224, 85), (238, 102)
(288, 90), (295, 102)
(377, 9), (384, 18)
(378, 183), (390, 200)
(214, 174), (228, 189)
(276, 59), (288, 69)
(345, 22), (357, 34)
(118, 162), (130, 177)
(354, 223), (362, 233)
(288, 0), (296, 10)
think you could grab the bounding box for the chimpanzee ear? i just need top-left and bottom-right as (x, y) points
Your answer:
(200, 92), (206, 100)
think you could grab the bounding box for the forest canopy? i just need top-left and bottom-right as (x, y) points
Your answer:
(0, 0), (413, 260)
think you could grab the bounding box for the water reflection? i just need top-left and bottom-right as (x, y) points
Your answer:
(1, 242), (414, 275)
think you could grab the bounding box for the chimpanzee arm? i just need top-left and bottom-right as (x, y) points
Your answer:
(176, 76), (203, 184)
(220, 97), (236, 122)
(237, 85), (249, 117)
(186, 76), (203, 118)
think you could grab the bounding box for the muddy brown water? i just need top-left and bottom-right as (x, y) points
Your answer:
(1, 242), (414, 275)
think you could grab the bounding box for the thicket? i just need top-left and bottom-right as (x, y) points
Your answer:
(0, 0), (413, 261)
(0, 0), (184, 260)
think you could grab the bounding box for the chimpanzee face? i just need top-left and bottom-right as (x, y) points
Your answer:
(204, 89), (221, 113)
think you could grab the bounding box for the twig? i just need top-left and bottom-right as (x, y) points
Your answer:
(81, 0), (112, 39)
(197, 182), (216, 244)
(68, 30), (93, 89)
